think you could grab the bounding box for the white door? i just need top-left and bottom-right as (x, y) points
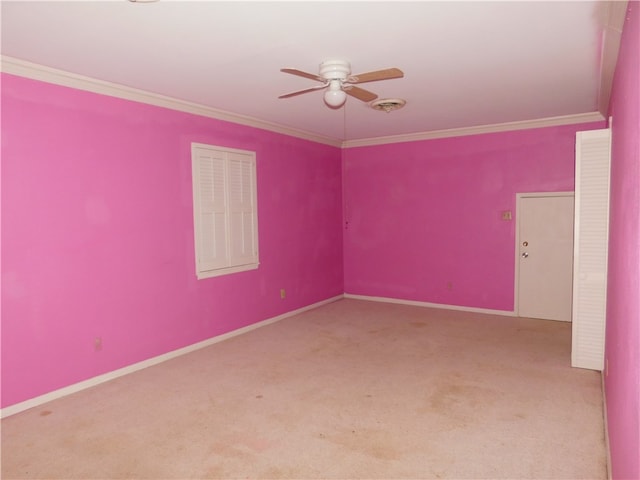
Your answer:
(516, 193), (575, 321)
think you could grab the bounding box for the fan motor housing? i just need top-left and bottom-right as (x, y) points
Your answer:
(319, 59), (351, 81)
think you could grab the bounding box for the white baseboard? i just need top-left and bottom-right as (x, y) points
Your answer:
(0, 295), (343, 418)
(343, 293), (516, 317)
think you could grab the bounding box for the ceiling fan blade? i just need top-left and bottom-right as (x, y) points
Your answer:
(278, 84), (327, 99)
(344, 85), (378, 102)
(280, 68), (324, 82)
(348, 68), (404, 84)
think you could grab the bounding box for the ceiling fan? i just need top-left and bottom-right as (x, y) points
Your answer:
(278, 59), (404, 108)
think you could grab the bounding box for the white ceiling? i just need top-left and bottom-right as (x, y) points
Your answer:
(0, 1), (624, 144)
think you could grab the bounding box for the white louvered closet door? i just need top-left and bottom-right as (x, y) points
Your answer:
(572, 128), (611, 371)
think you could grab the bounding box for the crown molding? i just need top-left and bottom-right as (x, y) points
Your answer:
(0, 56), (342, 148)
(341, 111), (606, 148)
(1, 56), (606, 150)
(597, 0), (628, 116)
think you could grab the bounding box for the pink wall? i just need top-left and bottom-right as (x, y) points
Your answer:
(605, 2), (640, 479)
(1, 74), (344, 408)
(343, 123), (604, 311)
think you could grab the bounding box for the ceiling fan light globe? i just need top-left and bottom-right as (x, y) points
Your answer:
(324, 89), (347, 108)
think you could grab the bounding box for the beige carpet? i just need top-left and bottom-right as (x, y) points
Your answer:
(1, 299), (606, 479)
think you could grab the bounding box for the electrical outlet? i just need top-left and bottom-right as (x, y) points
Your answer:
(94, 337), (102, 352)
(280, 288), (286, 299)
(501, 210), (512, 221)
(447, 281), (453, 291)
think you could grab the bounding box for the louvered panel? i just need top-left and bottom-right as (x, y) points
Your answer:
(229, 211), (257, 262)
(228, 154), (253, 208)
(229, 212), (245, 260)
(572, 128), (611, 371)
(199, 212), (227, 268)
(192, 146), (229, 272)
(228, 153), (257, 264)
(574, 326), (605, 366)
(199, 154), (226, 211)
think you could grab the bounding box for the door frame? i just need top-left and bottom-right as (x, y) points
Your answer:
(514, 191), (575, 318)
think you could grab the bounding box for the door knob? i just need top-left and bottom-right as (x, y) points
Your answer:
(522, 252), (529, 258)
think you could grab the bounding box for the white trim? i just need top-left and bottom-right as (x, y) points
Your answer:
(342, 112), (605, 148)
(344, 293), (515, 317)
(196, 262), (259, 279)
(598, 1), (628, 116)
(1, 56), (605, 149)
(602, 373), (612, 480)
(513, 191), (575, 318)
(0, 295), (343, 418)
(0, 55), (341, 148)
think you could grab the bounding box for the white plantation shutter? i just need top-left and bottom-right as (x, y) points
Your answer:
(194, 150), (228, 271)
(191, 144), (258, 279)
(228, 153), (258, 265)
(572, 128), (611, 370)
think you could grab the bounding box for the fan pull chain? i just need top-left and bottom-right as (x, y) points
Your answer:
(343, 99), (347, 142)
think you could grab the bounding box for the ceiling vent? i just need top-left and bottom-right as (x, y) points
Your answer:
(370, 98), (406, 113)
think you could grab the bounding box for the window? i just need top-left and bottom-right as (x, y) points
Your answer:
(191, 143), (258, 279)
